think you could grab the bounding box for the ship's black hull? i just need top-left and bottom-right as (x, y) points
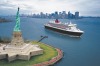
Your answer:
(45, 25), (83, 37)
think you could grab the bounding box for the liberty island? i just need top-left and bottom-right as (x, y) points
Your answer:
(0, 8), (63, 66)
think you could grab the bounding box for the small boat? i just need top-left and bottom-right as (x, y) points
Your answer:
(44, 19), (84, 37)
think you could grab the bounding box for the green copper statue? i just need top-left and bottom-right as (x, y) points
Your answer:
(14, 7), (21, 32)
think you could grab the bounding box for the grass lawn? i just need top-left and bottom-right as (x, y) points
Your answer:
(0, 41), (58, 66)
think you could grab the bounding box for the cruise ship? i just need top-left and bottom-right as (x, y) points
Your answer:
(44, 19), (84, 37)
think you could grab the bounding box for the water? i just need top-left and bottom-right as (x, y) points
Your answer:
(0, 17), (100, 66)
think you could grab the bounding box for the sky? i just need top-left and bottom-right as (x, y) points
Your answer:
(0, 0), (100, 16)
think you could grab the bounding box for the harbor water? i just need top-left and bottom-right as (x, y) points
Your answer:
(0, 17), (100, 66)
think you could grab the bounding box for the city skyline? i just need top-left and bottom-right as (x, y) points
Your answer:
(27, 11), (79, 19)
(0, 0), (100, 16)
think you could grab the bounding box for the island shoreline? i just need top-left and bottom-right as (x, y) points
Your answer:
(33, 41), (63, 66)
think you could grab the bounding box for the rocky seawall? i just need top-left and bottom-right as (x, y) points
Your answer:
(33, 48), (63, 66)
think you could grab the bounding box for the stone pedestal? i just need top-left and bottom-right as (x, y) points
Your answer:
(11, 31), (24, 46)
(0, 43), (43, 62)
(0, 31), (43, 62)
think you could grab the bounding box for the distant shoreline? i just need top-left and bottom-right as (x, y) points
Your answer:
(0, 17), (12, 23)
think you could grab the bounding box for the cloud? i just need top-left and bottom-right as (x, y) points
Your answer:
(0, 0), (100, 16)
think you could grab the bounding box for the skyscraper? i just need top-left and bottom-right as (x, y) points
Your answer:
(55, 11), (59, 19)
(75, 11), (79, 19)
(68, 11), (72, 19)
(40, 12), (44, 18)
(62, 11), (67, 19)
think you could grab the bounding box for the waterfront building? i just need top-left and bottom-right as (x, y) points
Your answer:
(62, 11), (67, 19)
(54, 11), (59, 19)
(75, 11), (79, 19)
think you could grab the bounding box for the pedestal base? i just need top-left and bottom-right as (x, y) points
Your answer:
(0, 43), (43, 62)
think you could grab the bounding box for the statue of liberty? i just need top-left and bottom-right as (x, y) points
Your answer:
(14, 7), (20, 32)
